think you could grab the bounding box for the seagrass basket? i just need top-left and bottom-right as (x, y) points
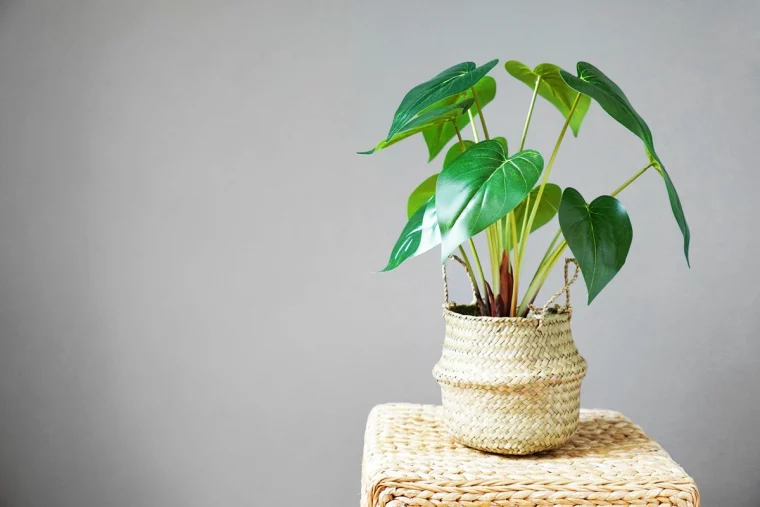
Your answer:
(433, 258), (587, 455)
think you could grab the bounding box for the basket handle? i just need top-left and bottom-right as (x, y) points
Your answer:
(528, 258), (580, 329)
(443, 256), (580, 320)
(441, 255), (479, 307)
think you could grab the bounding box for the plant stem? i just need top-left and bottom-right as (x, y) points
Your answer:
(517, 228), (563, 316)
(611, 162), (655, 197)
(472, 87), (490, 140)
(516, 193), (531, 279)
(454, 123), (466, 151)
(467, 110), (480, 143)
(514, 92), (582, 304)
(500, 79), (542, 291)
(519, 77), (541, 152)
(523, 93), (581, 240)
(457, 245), (475, 282)
(490, 220), (503, 291)
(518, 240), (567, 315)
(468, 238), (487, 295)
(501, 215), (508, 252)
(457, 245), (473, 274)
(547, 240), (568, 270)
(509, 212), (519, 264)
(490, 228), (501, 294)
(540, 228), (562, 266)
(495, 220), (503, 253)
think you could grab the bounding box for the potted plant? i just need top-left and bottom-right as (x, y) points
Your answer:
(359, 59), (690, 455)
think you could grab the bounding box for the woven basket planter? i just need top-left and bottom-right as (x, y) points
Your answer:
(433, 258), (587, 455)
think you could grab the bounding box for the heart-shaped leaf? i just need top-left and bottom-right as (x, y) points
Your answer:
(407, 141), (476, 218)
(436, 140), (544, 260)
(359, 99), (473, 155)
(421, 77), (496, 161)
(386, 60), (499, 141)
(505, 61), (590, 136)
(559, 187), (633, 304)
(560, 62), (690, 265)
(505, 183), (562, 250)
(382, 196), (440, 272)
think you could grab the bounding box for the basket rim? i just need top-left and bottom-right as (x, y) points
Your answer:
(442, 303), (570, 324)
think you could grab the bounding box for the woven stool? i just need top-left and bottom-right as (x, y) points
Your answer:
(361, 403), (699, 507)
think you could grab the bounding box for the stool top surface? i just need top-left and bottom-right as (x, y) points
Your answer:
(361, 403), (699, 507)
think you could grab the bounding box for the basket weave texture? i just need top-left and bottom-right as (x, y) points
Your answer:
(434, 257), (587, 455)
(361, 403), (699, 507)
(434, 307), (586, 454)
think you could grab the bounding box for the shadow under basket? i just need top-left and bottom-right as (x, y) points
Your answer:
(432, 259), (587, 455)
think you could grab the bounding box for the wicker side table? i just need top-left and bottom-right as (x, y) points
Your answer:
(361, 403), (699, 507)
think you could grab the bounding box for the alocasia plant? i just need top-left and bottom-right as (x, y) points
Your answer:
(360, 59), (690, 316)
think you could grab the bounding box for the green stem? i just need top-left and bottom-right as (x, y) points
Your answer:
(539, 229), (562, 266)
(515, 93), (582, 299)
(501, 79), (542, 285)
(523, 93), (581, 241)
(516, 193), (531, 281)
(454, 123), (466, 151)
(519, 240), (568, 315)
(495, 220), (503, 254)
(486, 227), (499, 294)
(457, 246), (475, 284)
(457, 245), (473, 273)
(518, 230), (563, 315)
(472, 87), (490, 140)
(501, 215), (508, 252)
(467, 109), (480, 143)
(611, 162), (655, 197)
(468, 238), (487, 295)
(519, 77), (541, 152)
(547, 240), (568, 270)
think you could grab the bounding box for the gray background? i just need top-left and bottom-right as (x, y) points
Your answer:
(0, 1), (758, 506)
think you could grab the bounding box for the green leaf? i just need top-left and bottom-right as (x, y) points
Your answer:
(505, 184), (562, 250)
(407, 140), (478, 219)
(421, 77), (496, 161)
(407, 174), (438, 219)
(407, 141), (479, 220)
(442, 140), (475, 170)
(558, 187), (633, 304)
(386, 60), (499, 141)
(436, 140), (544, 260)
(505, 61), (590, 136)
(382, 196), (440, 272)
(358, 99), (473, 155)
(442, 136), (506, 167)
(493, 136), (508, 154)
(560, 62), (690, 265)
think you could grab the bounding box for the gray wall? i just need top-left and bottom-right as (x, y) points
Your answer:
(0, 1), (758, 506)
